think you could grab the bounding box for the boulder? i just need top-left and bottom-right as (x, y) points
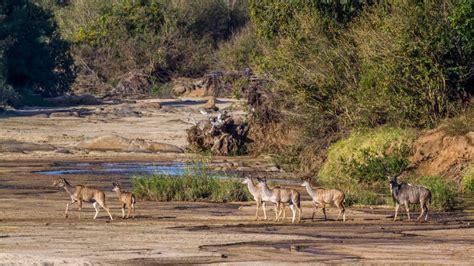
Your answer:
(186, 113), (249, 155)
(77, 135), (183, 153)
(202, 96), (218, 111)
(0, 140), (55, 152)
(44, 95), (101, 106)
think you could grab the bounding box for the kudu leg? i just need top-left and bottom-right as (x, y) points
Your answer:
(65, 200), (77, 218)
(122, 203), (126, 219)
(311, 202), (317, 221)
(254, 200), (260, 221)
(127, 205), (132, 219)
(262, 202), (267, 221)
(404, 202), (411, 221)
(289, 204), (296, 223)
(93, 202), (100, 220)
(394, 203), (400, 221)
(321, 205), (327, 221)
(77, 200), (83, 219)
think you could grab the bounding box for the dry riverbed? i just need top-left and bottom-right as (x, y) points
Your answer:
(0, 98), (473, 264)
(0, 160), (473, 265)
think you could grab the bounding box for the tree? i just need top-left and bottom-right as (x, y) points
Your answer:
(0, 0), (75, 100)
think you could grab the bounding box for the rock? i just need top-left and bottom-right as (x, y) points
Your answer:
(411, 128), (474, 178)
(32, 113), (49, 118)
(0, 140), (55, 152)
(111, 71), (152, 98)
(44, 95), (101, 106)
(136, 101), (161, 110)
(49, 112), (78, 118)
(202, 96), (218, 111)
(77, 135), (183, 153)
(186, 114), (249, 156)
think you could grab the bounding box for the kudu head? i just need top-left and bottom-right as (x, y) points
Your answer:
(112, 182), (121, 192)
(52, 176), (67, 188)
(300, 173), (313, 187)
(241, 176), (252, 185)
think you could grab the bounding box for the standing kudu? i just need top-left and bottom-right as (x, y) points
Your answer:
(389, 175), (431, 221)
(257, 178), (301, 223)
(241, 176), (269, 221)
(112, 182), (136, 219)
(301, 178), (346, 221)
(53, 177), (113, 220)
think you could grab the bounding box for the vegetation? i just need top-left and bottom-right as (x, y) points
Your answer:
(0, 0), (75, 106)
(132, 168), (251, 202)
(461, 167), (474, 194)
(419, 176), (457, 211)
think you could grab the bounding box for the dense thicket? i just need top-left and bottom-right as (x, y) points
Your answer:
(52, 0), (248, 95)
(0, 0), (75, 106)
(244, 0), (473, 172)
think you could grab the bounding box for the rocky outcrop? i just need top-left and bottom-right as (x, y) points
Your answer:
(186, 113), (249, 155)
(77, 135), (183, 153)
(0, 140), (55, 152)
(411, 129), (474, 178)
(44, 95), (101, 106)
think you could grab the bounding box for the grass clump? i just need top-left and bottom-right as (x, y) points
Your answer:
(318, 127), (416, 205)
(132, 172), (251, 202)
(461, 167), (474, 194)
(419, 176), (457, 211)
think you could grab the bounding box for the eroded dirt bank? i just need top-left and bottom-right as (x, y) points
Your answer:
(0, 161), (473, 264)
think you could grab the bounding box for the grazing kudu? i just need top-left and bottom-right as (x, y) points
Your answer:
(241, 176), (268, 220)
(301, 179), (346, 221)
(112, 182), (136, 219)
(257, 178), (301, 223)
(389, 175), (431, 221)
(52, 177), (113, 220)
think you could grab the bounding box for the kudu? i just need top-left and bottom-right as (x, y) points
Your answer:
(241, 176), (268, 220)
(53, 177), (113, 220)
(301, 178), (346, 221)
(389, 175), (432, 221)
(112, 182), (136, 219)
(257, 178), (301, 223)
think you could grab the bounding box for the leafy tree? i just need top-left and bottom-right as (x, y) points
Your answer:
(0, 0), (75, 101)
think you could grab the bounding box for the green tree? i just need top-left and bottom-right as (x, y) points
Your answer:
(0, 0), (75, 100)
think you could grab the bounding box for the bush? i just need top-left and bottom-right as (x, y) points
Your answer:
(1, 0), (75, 103)
(132, 170), (251, 202)
(53, 0), (249, 95)
(420, 176), (457, 211)
(461, 167), (474, 194)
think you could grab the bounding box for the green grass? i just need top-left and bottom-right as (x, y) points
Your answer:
(132, 171), (251, 202)
(461, 166), (474, 193)
(419, 176), (457, 211)
(317, 126), (417, 205)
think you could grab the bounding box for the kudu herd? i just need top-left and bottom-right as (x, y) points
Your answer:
(52, 168), (432, 223)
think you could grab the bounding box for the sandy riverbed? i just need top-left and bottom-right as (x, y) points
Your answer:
(0, 98), (473, 264)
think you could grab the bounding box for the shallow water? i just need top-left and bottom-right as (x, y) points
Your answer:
(36, 161), (190, 176)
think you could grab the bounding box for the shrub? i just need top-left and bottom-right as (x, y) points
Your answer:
(132, 171), (251, 202)
(420, 176), (457, 211)
(461, 167), (474, 194)
(1, 0), (75, 102)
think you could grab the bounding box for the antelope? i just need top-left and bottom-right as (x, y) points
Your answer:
(389, 175), (431, 221)
(112, 182), (136, 219)
(301, 179), (346, 221)
(241, 176), (268, 220)
(257, 178), (301, 223)
(52, 177), (113, 220)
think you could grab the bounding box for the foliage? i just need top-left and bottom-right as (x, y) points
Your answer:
(419, 176), (457, 211)
(52, 0), (249, 95)
(316, 127), (415, 205)
(0, 0), (75, 105)
(215, 24), (261, 72)
(439, 106), (474, 136)
(132, 166), (251, 202)
(461, 166), (474, 193)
